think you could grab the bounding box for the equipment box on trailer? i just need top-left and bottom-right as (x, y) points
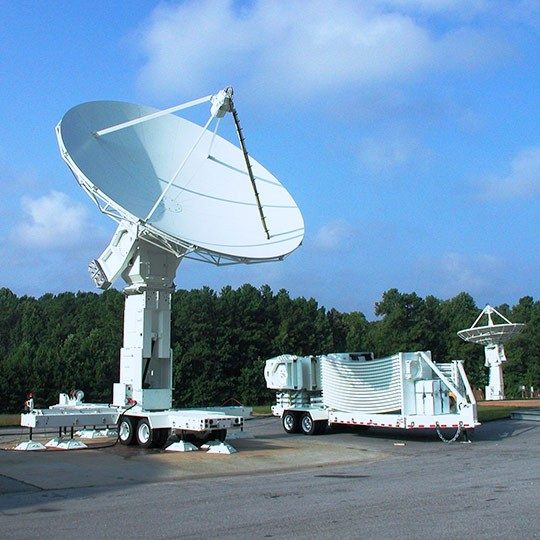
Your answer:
(265, 351), (478, 439)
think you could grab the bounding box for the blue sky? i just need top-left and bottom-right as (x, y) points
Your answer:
(1, 0), (539, 316)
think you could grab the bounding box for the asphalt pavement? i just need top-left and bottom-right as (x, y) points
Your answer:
(0, 417), (538, 539)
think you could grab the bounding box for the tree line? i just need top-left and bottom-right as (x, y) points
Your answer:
(0, 285), (537, 413)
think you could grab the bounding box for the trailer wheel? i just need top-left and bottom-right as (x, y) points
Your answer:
(118, 416), (137, 445)
(136, 418), (155, 448)
(282, 412), (300, 434)
(300, 413), (317, 435)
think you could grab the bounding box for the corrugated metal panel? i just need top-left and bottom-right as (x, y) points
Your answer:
(321, 355), (402, 413)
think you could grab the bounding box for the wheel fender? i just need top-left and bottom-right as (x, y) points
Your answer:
(306, 409), (328, 421)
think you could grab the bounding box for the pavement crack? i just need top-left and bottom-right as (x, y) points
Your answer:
(0, 473), (43, 492)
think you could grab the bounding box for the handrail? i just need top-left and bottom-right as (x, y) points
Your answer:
(456, 360), (476, 405)
(419, 352), (466, 406)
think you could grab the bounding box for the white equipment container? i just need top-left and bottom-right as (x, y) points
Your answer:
(19, 88), (303, 451)
(265, 351), (478, 438)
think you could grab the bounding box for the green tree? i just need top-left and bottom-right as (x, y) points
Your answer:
(504, 297), (540, 397)
(0, 285), (537, 412)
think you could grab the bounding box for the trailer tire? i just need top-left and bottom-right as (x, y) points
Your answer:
(300, 413), (317, 435)
(136, 418), (156, 448)
(118, 416), (137, 445)
(282, 411), (300, 434)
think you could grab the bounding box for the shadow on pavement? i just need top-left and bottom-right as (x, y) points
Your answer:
(316, 418), (538, 443)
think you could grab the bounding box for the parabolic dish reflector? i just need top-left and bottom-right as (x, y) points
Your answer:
(57, 101), (304, 261)
(457, 305), (525, 346)
(457, 324), (525, 346)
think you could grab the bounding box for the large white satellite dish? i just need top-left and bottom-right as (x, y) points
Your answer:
(54, 88), (304, 414)
(56, 89), (304, 263)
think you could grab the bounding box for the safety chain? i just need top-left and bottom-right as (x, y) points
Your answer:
(435, 421), (463, 443)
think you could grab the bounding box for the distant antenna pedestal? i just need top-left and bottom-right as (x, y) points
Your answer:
(484, 344), (506, 400)
(458, 305), (524, 401)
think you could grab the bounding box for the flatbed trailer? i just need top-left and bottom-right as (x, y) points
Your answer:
(19, 392), (248, 450)
(265, 351), (479, 440)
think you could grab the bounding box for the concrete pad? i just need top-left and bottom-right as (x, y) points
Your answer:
(76, 428), (112, 439)
(45, 437), (66, 448)
(13, 441), (46, 451)
(0, 474), (41, 494)
(205, 441), (237, 454)
(165, 441), (198, 452)
(0, 419), (387, 492)
(56, 439), (87, 450)
(511, 408), (540, 421)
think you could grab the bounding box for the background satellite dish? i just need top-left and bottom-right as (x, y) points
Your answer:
(458, 305), (525, 400)
(457, 305), (525, 346)
(56, 97), (304, 262)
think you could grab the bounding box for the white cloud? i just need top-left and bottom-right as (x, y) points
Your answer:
(12, 191), (101, 249)
(424, 252), (502, 297)
(313, 220), (353, 250)
(135, 0), (509, 100)
(480, 147), (540, 200)
(375, 0), (489, 16)
(376, 0), (540, 26)
(358, 133), (425, 174)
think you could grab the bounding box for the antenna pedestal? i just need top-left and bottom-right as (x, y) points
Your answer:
(484, 344), (506, 400)
(112, 240), (182, 411)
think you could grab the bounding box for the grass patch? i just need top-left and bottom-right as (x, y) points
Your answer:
(251, 405), (272, 415)
(0, 414), (20, 427)
(477, 406), (517, 422)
